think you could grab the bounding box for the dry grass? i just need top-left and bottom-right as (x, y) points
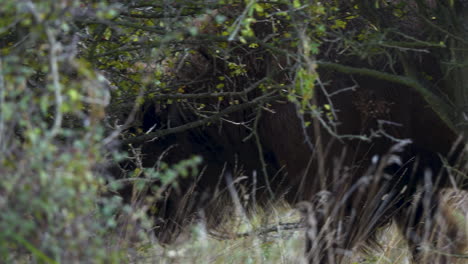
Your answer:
(125, 204), (306, 264)
(118, 190), (468, 264)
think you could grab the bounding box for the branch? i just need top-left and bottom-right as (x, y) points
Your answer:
(45, 27), (63, 138)
(94, 34), (229, 58)
(209, 221), (305, 240)
(77, 18), (165, 34)
(107, 78), (269, 122)
(236, 221), (305, 238)
(118, 10), (199, 19)
(121, 93), (282, 145)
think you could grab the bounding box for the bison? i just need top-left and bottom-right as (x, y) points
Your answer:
(116, 60), (467, 263)
(112, 2), (468, 263)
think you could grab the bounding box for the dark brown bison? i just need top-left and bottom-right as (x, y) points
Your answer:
(117, 61), (467, 263)
(113, 2), (468, 263)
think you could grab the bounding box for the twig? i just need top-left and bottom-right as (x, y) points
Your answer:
(252, 106), (274, 197)
(45, 27), (63, 138)
(103, 88), (144, 146)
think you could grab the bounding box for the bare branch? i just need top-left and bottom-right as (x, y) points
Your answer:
(121, 93), (282, 145)
(209, 221), (305, 240)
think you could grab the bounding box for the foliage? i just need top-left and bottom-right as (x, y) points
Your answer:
(0, 0), (199, 262)
(0, 1), (122, 262)
(82, 0), (468, 140)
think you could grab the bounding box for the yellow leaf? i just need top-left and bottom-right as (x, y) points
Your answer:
(68, 89), (80, 101)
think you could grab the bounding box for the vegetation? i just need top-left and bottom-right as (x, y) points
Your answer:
(1, 0), (467, 263)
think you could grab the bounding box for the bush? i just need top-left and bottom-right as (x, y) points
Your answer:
(0, 1), (127, 262)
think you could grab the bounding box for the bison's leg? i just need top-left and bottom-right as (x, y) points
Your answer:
(395, 191), (467, 264)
